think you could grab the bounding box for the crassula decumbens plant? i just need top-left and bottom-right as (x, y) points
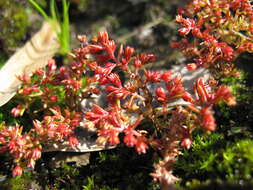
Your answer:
(0, 30), (236, 189)
(171, 0), (253, 78)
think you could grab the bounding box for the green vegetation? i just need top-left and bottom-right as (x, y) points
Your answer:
(0, 0), (29, 65)
(0, 172), (38, 190)
(174, 65), (253, 189)
(28, 0), (70, 55)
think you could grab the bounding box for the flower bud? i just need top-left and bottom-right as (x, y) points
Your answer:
(35, 69), (44, 76)
(98, 31), (109, 44)
(133, 59), (142, 68)
(221, 45), (234, 61)
(107, 129), (120, 145)
(215, 86), (236, 106)
(124, 128), (137, 147)
(161, 72), (172, 82)
(181, 138), (192, 149)
(178, 27), (191, 36)
(182, 92), (194, 103)
(49, 95), (58, 102)
(11, 105), (24, 117)
(68, 136), (79, 147)
(47, 59), (56, 72)
(89, 44), (103, 53)
(31, 147), (41, 160)
(28, 159), (36, 169)
(124, 134), (137, 147)
(135, 137), (148, 154)
(201, 107), (216, 132)
(139, 53), (156, 64)
(156, 88), (166, 103)
(145, 70), (162, 82)
(124, 46), (134, 59)
(77, 35), (87, 43)
(192, 28), (202, 38)
(177, 8), (185, 15)
(187, 63), (197, 71)
(12, 165), (23, 177)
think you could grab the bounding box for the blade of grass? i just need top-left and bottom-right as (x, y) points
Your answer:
(50, 0), (58, 22)
(28, 0), (49, 20)
(49, 0), (61, 38)
(28, 0), (70, 55)
(60, 0), (70, 54)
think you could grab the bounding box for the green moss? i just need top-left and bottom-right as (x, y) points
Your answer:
(175, 71), (253, 188)
(0, 0), (29, 57)
(182, 179), (253, 190)
(175, 132), (253, 188)
(0, 172), (39, 190)
(174, 132), (225, 180)
(220, 140), (253, 180)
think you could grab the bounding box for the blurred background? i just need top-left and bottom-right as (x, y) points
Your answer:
(0, 0), (185, 68)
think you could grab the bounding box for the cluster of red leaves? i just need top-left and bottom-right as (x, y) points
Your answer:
(32, 107), (81, 146)
(0, 30), (236, 189)
(0, 58), (84, 176)
(71, 31), (235, 187)
(0, 125), (41, 177)
(0, 107), (81, 176)
(171, 0), (253, 76)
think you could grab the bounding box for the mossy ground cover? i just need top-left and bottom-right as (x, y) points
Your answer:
(174, 57), (253, 189)
(0, 0), (29, 65)
(0, 147), (157, 190)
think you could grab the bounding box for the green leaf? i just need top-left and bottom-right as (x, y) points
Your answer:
(59, 0), (70, 54)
